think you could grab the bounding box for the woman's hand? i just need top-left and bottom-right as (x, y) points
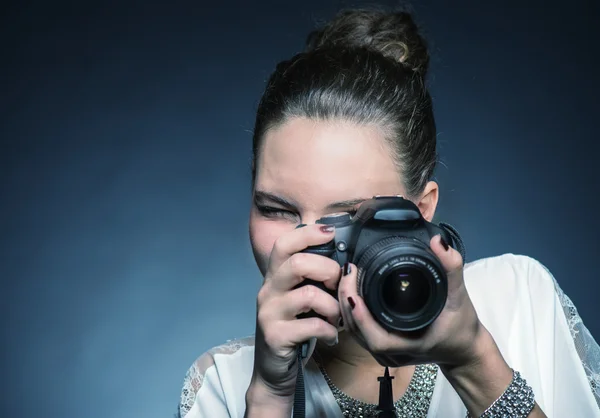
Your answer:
(247, 224), (342, 409)
(337, 234), (482, 369)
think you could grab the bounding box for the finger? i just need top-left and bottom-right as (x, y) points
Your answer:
(337, 264), (370, 348)
(283, 317), (339, 347)
(346, 293), (400, 353)
(337, 262), (358, 315)
(266, 224), (336, 279)
(268, 251), (342, 293)
(339, 264), (398, 353)
(430, 234), (464, 292)
(339, 294), (398, 368)
(430, 234), (463, 273)
(278, 284), (341, 326)
(338, 290), (403, 368)
(340, 304), (370, 352)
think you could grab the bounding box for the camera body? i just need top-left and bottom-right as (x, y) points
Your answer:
(298, 195), (459, 332)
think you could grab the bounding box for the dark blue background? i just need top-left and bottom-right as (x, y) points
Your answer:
(1, 1), (598, 417)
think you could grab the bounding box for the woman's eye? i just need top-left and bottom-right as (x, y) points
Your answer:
(256, 205), (297, 218)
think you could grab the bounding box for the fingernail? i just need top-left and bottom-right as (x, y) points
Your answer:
(347, 297), (355, 310)
(320, 224), (335, 233)
(327, 335), (339, 346)
(440, 236), (449, 251)
(342, 262), (351, 276)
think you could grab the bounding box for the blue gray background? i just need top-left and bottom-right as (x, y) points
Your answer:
(1, 1), (599, 417)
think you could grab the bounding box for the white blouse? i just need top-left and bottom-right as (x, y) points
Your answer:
(176, 254), (600, 417)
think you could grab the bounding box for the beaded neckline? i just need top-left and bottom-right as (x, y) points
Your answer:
(313, 355), (438, 418)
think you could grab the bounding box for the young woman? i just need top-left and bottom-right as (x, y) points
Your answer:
(177, 8), (600, 418)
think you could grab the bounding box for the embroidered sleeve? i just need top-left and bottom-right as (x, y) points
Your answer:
(177, 336), (254, 417)
(178, 352), (217, 417)
(547, 269), (600, 409)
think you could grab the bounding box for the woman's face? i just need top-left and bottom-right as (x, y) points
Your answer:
(249, 117), (436, 276)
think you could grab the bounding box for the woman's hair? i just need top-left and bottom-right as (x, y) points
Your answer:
(251, 7), (436, 199)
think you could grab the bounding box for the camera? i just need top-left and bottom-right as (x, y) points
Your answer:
(296, 195), (464, 332)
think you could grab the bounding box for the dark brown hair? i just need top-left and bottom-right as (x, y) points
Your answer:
(251, 7), (436, 199)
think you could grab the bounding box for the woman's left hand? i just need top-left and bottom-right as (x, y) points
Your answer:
(338, 234), (483, 368)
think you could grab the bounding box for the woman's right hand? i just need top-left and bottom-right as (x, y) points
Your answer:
(247, 224), (342, 409)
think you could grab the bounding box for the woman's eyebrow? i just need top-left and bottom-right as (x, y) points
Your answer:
(254, 191), (297, 209)
(254, 191), (368, 210)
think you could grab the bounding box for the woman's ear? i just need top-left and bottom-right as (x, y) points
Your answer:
(416, 181), (439, 222)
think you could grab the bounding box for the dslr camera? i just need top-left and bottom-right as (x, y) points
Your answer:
(297, 195), (464, 332)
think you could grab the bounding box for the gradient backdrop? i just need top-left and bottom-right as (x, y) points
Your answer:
(1, 1), (599, 417)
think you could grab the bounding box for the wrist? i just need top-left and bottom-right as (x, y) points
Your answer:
(442, 322), (500, 373)
(440, 325), (513, 416)
(245, 378), (294, 418)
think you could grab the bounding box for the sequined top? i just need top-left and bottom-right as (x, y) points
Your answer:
(315, 359), (438, 418)
(176, 254), (600, 417)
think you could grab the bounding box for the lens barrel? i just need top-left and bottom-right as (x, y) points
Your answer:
(356, 237), (447, 332)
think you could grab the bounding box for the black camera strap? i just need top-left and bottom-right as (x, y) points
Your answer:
(292, 345), (398, 418)
(292, 347), (306, 418)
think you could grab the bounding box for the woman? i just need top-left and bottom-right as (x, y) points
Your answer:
(177, 8), (600, 418)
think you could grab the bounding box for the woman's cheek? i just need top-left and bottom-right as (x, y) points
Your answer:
(249, 215), (294, 276)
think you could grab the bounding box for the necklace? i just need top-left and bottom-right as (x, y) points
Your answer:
(314, 355), (438, 418)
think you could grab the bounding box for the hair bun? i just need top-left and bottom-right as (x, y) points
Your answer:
(305, 9), (429, 77)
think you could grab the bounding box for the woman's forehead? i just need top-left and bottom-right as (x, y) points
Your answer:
(255, 117), (404, 210)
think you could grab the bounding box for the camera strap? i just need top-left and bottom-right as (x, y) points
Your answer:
(292, 346), (306, 418)
(292, 344), (398, 418)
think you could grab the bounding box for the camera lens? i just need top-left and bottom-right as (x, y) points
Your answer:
(357, 236), (447, 332)
(381, 267), (431, 316)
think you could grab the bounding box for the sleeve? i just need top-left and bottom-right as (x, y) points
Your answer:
(549, 270), (600, 408)
(527, 258), (600, 415)
(177, 352), (232, 418)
